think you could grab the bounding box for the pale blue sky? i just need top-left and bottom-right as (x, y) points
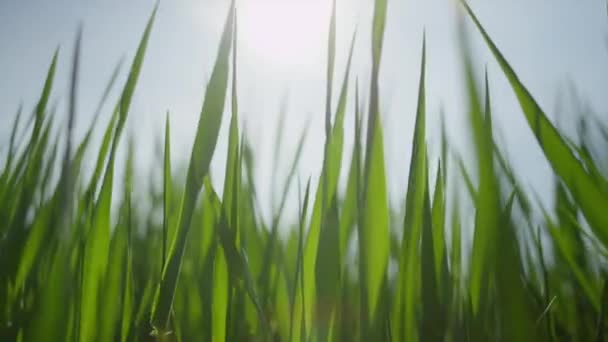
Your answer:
(1, 0), (607, 224)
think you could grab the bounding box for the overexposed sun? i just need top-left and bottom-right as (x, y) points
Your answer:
(239, 0), (332, 71)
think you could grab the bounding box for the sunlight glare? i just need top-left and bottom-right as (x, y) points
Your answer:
(239, 0), (333, 71)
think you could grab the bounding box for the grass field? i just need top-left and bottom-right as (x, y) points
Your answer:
(1, 1), (608, 341)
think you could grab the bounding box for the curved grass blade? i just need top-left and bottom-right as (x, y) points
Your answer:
(79, 6), (156, 341)
(151, 3), (234, 330)
(463, 1), (608, 245)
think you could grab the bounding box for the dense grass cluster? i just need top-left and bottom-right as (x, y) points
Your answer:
(1, 1), (608, 341)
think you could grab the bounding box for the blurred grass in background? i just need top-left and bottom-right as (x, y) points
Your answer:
(1, 1), (608, 341)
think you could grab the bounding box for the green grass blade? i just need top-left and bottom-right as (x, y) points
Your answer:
(289, 179), (312, 342)
(163, 112), (172, 272)
(461, 30), (498, 315)
(3, 105), (23, 178)
(463, 1), (608, 246)
(324, 0), (336, 138)
(120, 189), (135, 342)
(79, 7), (156, 341)
(396, 37), (427, 342)
(315, 30), (356, 338)
(212, 244), (229, 342)
(32, 49), (58, 143)
(151, 3), (234, 329)
(357, 0), (390, 336)
(431, 161), (447, 290)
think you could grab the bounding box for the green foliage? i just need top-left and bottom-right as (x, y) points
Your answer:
(1, 1), (607, 341)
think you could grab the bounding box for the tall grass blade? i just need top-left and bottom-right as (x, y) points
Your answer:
(395, 37), (427, 342)
(151, 2), (234, 330)
(163, 113), (172, 272)
(463, 1), (608, 246)
(80, 7), (156, 341)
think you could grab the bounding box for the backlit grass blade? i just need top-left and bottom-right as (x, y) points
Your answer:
(456, 154), (477, 201)
(357, 0), (390, 335)
(461, 28), (498, 315)
(12, 28), (80, 293)
(151, 2), (234, 330)
(2, 105), (22, 179)
(80, 7), (156, 341)
(27, 248), (71, 342)
(420, 160), (444, 341)
(395, 37), (427, 342)
(360, 113), (390, 334)
(324, 0), (336, 138)
(300, 15), (356, 339)
(222, 12), (240, 234)
(339, 102), (361, 259)
(32, 49), (58, 144)
(3, 108), (54, 285)
(546, 182), (600, 309)
(289, 179), (311, 342)
(99, 217), (128, 342)
(464, 47), (537, 339)
(212, 243), (229, 342)
(81, 105), (118, 205)
(3, 51), (57, 233)
(431, 162), (447, 289)
(162, 112), (172, 271)
(79, 143), (115, 342)
(450, 196), (462, 297)
(495, 191), (538, 341)
(120, 185), (135, 342)
(259, 122), (308, 302)
(215, 18), (242, 338)
(323, 31), (356, 210)
(463, 1), (608, 245)
(315, 30), (356, 337)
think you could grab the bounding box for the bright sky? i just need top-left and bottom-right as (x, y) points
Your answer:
(1, 0), (607, 224)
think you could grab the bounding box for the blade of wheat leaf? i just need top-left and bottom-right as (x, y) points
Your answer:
(396, 36), (426, 342)
(258, 121), (308, 310)
(163, 112), (172, 273)
(3, 50), (57, 236)
(13, 28), (81, 294)
(340, 79), (363, 262)
(315, 28), (357, 338)
(299, 2), (346, 335)
(420, 156), (441, 341)
(289, 178), (312, 342)
(120, 164), (135, 342)
(359, 0), (389, 335)
(212, 242), (230, 342)
(81, 105), (118, 205)
(325, 0), (336, 138)
(151, 2), (234, 329)
(79, 6), (156, 341)
(1, 105), (23, 181)
(32, 49), (59, 144)
(463, 1), (608, 246)
(431, 161), (447, 292)
(461, 24), (498, 315)
(214, 18), (244, 336)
